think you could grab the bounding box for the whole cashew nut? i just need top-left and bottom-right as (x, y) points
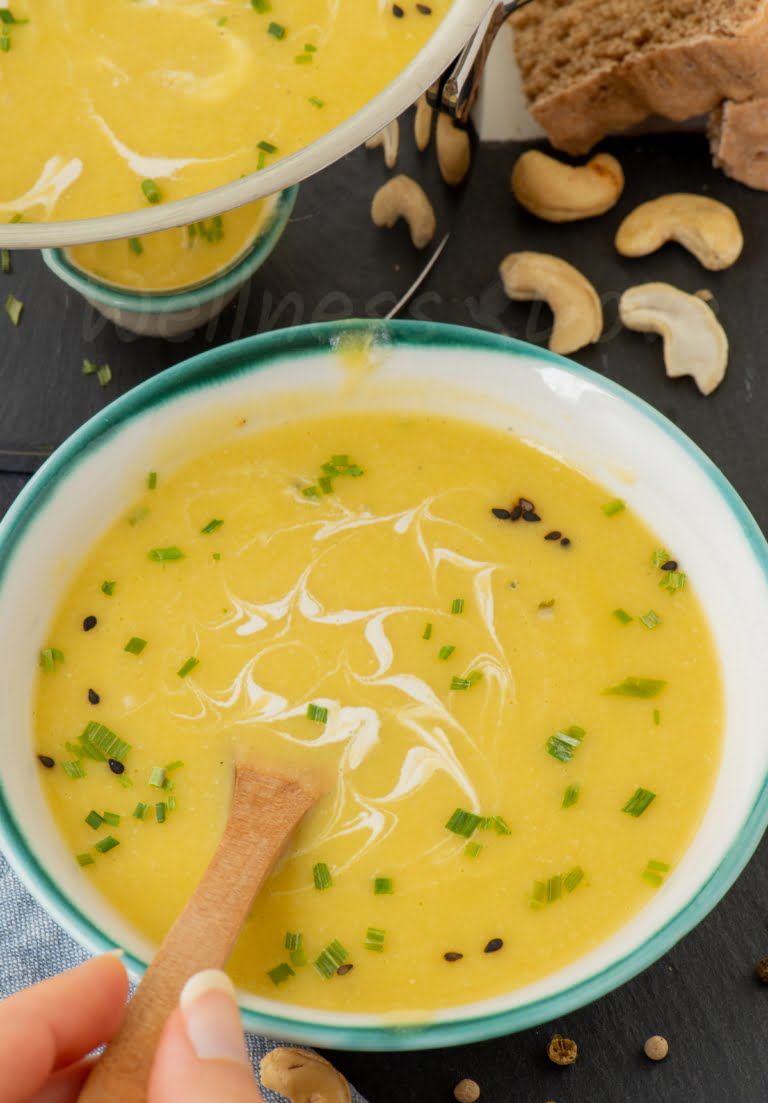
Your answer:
(511, 150), (624, 221)
(371, 174), (437, 249)
(414, 94), (433, 152)
(436, 114), (471, 186)
(260, 1047), (351, 1103)
(365, 119), (400, 170)
(615, 194), (743, 271)
(619, 282), (728, 395)
(499, 251), (603, 355)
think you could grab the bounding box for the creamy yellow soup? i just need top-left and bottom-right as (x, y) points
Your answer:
(36, 413), (722, 1012)
(0, 0), (449, 224)
(67, 198), (274, 292)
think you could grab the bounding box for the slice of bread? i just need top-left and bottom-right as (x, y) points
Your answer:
(709, 97), (768, 189)
(512, 0), (768, 155)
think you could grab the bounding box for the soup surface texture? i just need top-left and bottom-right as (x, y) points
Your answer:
(36, 413), (722, 1013)
(0, 0), (449, 224)
(66, 198), (274, 292)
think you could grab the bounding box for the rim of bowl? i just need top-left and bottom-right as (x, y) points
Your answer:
(42, 187), (299, 314)
(0, 0), (489, 250)
(1, 319), (767, 1051)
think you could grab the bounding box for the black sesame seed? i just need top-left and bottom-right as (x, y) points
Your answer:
(510, 504), (523, 521)
(83, 615), (97, 632)
(484, 938), (504, 954)
(337, 963), (354, 976)
(392, 3), (404, 15)
(544, 531), (561, 541)
(522, 511), (541, 523)
(108, 759), (125, 775)
(492, 508), (512, 520)
(560, 537), (571, 547)
(416, 2), (432, 12)
(88, 688), (100, 705)
(443, 951), (463, 962)
(37, 754), (55, 769)
(661, 560), (678, 571)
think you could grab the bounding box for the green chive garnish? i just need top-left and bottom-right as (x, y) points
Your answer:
(652, 547), (671, 566)
(79, 721), (130, 763)
(94, 836), (119, 854)
(103, 811), (121, 827)
(101, 580), (116, 596)
(148, 547), (184, 561)
(422, 622), (433, 640)
(450, 676), (471, 690)
(660, 570), (687, 593)
(642, 858), (671, 887)
(313, 862), (332, 890)
(563, 866), (585, 893)
(251, 0), (272, 12)
(76, 853), (95, 867)
(438, 645), (455, 661)
(639, 610), (662, 629)
(546, 725), (585, 763)
(450, 597), (464, 615)
(257, 139), (278, 153)
(373, 877), (394, 895)
(602, 499), (625, 517)
(445, 808), (481, 838)
(85, 810), (104, 830)
(5, 293), (23, 326)
(364, 926), (386, 952)
(284, 931), (303, 951)
(155, 802), (167, 823)
(613, 608), (633, 625)
(307, 703), (328, 724)
(149, 767), (166, 788)
(622, 787), (656, 817)
(124, 637), (147, 655)
(165, 760), (185, 772)
(562, 783), (580, 809)
(530, 866), (584, 908)
(1, 249), (10, 273)
(314, 940), (347, 978)
(464, 841), (483, 859)
(62, 760), (86, 779)
(603, 677), (666, 698)
(177, 657), (199, 679)
(267, 962), (295, 985)
(267, 21), (285, 38)
(147, 471), (157, 490)
(127, 506), (149, 527)
(308, 96), (325, 108)
(653, 709), (661, 726)
(491, 815), (512, 836)
(39, 647), (64, 672)
(201, 519), (223, 535)
(133, 802), (149, 820)
(128, 237), (143, 256)
(141, 179), (162, 205)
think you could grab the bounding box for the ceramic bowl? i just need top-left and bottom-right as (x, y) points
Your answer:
(42, 188), (298, 339)
(1, 320), (767, 1050)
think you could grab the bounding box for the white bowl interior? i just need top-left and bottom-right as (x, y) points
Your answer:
(2, 331), (767, 1042)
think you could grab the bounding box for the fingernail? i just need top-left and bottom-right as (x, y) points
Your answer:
(180, 969), (248, 1065)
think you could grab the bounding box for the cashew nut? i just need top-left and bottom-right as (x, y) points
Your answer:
(414, 94), (433, 152)
(260, 1047), (350, 1103)
(511, 150), (624, 222)
(371, 174), (436, 249)
(436, 113), (471, 187)
(365, 119), (400, 170)
(619, 282), (728, 396)
(615, 194), (743, 271)
(499, 251), (603, 355)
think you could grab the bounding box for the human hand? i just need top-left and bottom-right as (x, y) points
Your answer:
(0, 957), (264, 1102)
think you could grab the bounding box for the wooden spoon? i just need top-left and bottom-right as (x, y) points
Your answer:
(78, 763), (319, 1103)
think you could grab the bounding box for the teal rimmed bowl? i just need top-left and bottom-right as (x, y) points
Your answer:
(42, 187), (298, 339)
(1, 320), (767, 1050)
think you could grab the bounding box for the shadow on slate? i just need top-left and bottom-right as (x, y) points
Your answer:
(2, 127), (768, 1101)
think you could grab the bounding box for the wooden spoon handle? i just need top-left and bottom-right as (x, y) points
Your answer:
(79, 769), (317, 1103)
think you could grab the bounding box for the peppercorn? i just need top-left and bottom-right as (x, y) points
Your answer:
(453, 1079), (480, 1103)
(644, 1035), (669, 1061)
(755, 957), (768, 983)
(547, 1035), (577, 1066)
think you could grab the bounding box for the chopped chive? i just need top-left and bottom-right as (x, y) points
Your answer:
(132, 802), (149, 820)
(124, 637), (147, 655)
(141, 178), (162, 204)
(491, 815), (512, 836)
(251, 0), (272, 9)
(127, 506), (149, 526)
(76, 853), (95, 867)
(304, 43), (317, 52)
(438, 645), (455, 661)
(314, 940), (348, 978)
(39, 647), (64, 672)
(639, 610), (662, 630)
(464, 841), (483, 859)
(294, 52), (312, 63)
(79, 721), (130, 763)
(165, 760), (185, 772)
(103, 811), (120, 827)
(563, 866), (585, 893)
(307, 702), (328, 724)
(450, 597), (464, 615)
(653, 709), (661, 725)
(267, 962), (295, 986)
(603, 677), (666, 698)
(177, 656), (199, 679)
(146, 472), (157, 491)
(562, 783), (580, 809)
(212, 553), (221, 561)
(62, 760), (86, 779)
(602, 499), (626, 517)
(652, 547), (671, 566)
(660, 570), (687, 593)
(445, 808), (481, 838)
(647, 859), (671, 872)
(267, 21), (285, 38)
(148, 546), (184, 561)
(284, 931), (303, 952)
(373, 876), (394, 895)
(622, 787), (656, 817)
(101, 580), (116, 596)
(546, 725), (585, 763)
(308, 96), (325, 108)
(313, 862), (332, 890)
(422, 622), (433, 640)
(290, 946), (307, 967)
(5, 293), (23, 326)
(94, 836), (119, 854)
(302, 485), (320, 498)
(642, 859), (671, 888)
(200, 518), (223, 535)
(364, 926), (386, 952)
(128, 237), (143, 256)
(531, 867), (584, 908)
(149, 767), (166, 788)
(167, 796), (177, 812)
(1, 249), (10, 273)
(85, 810), (104, 830)
(613, 608), (633, 625)
(155, 802), (167, 823)
(81, 358), (98, 375)
(450, 676), (471, 690)
(97, 364), (112, 387)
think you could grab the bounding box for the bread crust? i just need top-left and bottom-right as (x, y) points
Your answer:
(709, 96), (768, 189)
(513, 5), (768, 154)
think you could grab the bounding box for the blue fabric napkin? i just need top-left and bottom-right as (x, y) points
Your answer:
(0, 853), (365, 1101)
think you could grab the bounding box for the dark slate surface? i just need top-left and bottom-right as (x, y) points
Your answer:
(2, 131), (768, 1101)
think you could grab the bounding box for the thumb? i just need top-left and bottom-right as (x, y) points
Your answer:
(148, 971), (264, 1103)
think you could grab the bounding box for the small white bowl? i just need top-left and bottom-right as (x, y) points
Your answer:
(42, 187), (298, 338)
(1, 321), (767, 1050)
